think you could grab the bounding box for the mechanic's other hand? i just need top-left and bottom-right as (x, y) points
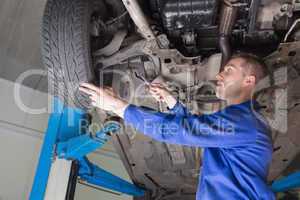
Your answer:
(79, 83), (129, 118)
(149, 83), (177, 109)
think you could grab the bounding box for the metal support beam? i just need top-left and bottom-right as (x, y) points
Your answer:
(271, 171), (300, 192)
(29, 97), (65, 200)
(78, 157), (145, 197)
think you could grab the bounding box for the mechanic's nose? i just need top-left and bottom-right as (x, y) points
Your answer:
(215, 72), (223, 81)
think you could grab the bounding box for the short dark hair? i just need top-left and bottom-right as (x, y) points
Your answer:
(231, 53), (268, 83)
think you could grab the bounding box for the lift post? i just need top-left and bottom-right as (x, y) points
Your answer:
(30, 97), (145, 200)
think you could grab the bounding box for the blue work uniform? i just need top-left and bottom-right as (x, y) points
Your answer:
(124, 100), (275, 200)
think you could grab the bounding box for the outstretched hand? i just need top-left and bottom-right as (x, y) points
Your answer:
(148, 83), (177, 109)
(79, 83), (129, 118)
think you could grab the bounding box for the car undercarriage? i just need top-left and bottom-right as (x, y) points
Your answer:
(41, 0), (300, 199)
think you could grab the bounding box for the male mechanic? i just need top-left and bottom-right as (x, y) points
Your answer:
(79, 53), (275, 200)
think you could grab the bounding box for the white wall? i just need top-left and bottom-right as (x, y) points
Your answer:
(0, 78), (133, 200)
(0, 121), (43, 200)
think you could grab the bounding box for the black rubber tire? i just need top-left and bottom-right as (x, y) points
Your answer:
(41, 0), (94, 110)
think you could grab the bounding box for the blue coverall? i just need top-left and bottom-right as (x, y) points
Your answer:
(124, 100), (276, 200)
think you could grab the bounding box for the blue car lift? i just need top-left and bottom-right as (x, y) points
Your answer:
(30, 97), (145, 200)
(271, 171), (300, 193)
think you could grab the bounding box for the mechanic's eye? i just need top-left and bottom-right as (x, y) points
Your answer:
(224, 67), (231, 73)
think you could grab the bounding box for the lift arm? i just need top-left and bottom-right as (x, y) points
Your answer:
(30, 97), (145, 200)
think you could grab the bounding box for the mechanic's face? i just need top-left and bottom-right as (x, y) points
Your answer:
(215, 58), (251, 100)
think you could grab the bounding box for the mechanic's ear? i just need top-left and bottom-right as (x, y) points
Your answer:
(244, 75), (256, 86)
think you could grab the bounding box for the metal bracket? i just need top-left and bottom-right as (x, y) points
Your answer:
(56, 122), (120, 160)
(78, 157), (145, 196)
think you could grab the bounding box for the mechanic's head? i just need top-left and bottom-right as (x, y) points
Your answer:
(215, 53), (267, 103)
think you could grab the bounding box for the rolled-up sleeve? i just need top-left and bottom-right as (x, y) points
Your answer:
(124, 104), (257, 148)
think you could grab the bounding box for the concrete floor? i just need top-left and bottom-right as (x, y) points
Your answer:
(0, 0), (48, 92)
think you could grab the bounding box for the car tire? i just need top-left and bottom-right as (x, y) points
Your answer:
(42, 0), (95, 110)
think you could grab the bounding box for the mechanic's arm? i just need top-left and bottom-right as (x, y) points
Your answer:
(79, 83), (256, 148)
(123, 104), (256, 148)
(149, 83), (191, 116)
(79, 83), (129, 117)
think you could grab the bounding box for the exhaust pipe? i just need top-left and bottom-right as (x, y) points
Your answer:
(219, 0), (238, 69)
(121, 0), (156, 41)
(219, 35), (231, 69)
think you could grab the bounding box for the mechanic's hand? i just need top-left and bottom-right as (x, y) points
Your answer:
(79, 83), (129, 118)
(148, 83), (177, 109)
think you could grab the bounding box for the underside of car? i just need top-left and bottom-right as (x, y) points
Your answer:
(41, 0), (300, 199)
